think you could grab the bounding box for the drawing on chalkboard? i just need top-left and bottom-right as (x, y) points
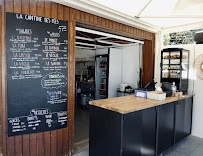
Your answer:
(58, 26), (67, 33)
(8, 108), (67, 133)
(47, 31), (60, 37)
(30, 108), (51, 116)
(41, 71), (67, 89)
(47, 25), (67, 38)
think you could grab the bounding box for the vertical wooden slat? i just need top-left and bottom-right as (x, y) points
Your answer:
(29, 134), (37, 156)
(37, 132), (45, 156)
(14, 0), (22, 13)
(109, 20), (113, 29)
(142, 40), (154, 87)
(74, 9), (80, 20)
(125, 25), (129, 33)
(0, 0), (7, 155)
(0, 4), (3, 155)
(57, 4), (64, 20)
(57, 4), (64, 156)
(97, 17), (101, 26)
(119, 24), (123, 31)
(93, 15), (97, 25)
(23, 133), (30, 156)
(51, 2), (57, 18)
(80, 11), (84, 21)
(21, 0), (29, 14)
(105, 19), (109, 28)
(115, 23), (119, 31)
(44, 131), (50, 156)
(112, 21), (116, 30)
(63, 6), (69, 21)
(84, 13), (89, 23)
(50, 2), (58, 156)
(134, 28), (137, 36)
(90, 14), (94, 24)
(29, 1), (37, 155)
(152, 34), (155, 81)
(5, 0), (14, 156)
(57, 129), (63, 156)
(50, 129), (57, 156)
(101, 18), (105, 27)
(37, 0), (45, 16)
(30, 0), (37, 15)
(63, 6), (70, 155)
(130, 27), (134, 34)
(44, 1), (51, 18)
(68, 8), (76, 155)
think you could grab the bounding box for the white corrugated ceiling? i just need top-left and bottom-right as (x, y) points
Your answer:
(90, 0), (203, 28)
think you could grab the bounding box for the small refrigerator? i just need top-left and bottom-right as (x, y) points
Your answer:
(95, 54), (109, 100)
(160, 48), (189, 93)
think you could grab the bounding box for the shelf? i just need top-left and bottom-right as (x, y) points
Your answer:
(163, 64), (181, 65)
(163, 58), (181, 59)
(163, 69), (180, 71)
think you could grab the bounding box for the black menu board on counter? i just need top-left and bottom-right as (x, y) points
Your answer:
(6, 12), (68, 136)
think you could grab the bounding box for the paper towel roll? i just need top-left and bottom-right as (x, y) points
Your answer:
(120, 83), (128, 92)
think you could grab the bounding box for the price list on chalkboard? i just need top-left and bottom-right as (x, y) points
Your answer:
(6, 12), (68, 136)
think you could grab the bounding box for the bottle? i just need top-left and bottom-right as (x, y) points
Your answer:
(171, 82), (177, 96)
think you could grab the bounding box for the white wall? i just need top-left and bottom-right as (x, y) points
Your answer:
(108, 44), (141, 98)
(95, 48), (108, 55)
(108, 48), (123, 98)
(122, 45), (140, 88)
(154, 43), (203, 138)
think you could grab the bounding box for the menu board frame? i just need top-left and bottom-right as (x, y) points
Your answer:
(6, 12), (69, 136)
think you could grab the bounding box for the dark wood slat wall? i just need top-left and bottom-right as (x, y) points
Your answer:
(0, 4), (2, 156)
(0, 0), (155, 156)
(142, 40), (155, 87)
(63, 6), (70, 156)
(0, 0), (71, 156)
(68, 8), (76, 155)
(71, 8), (154, 41)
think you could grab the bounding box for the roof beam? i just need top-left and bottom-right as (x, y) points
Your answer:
(76, 36), (94, 42)
(76, 42), (105, 48)
(140, 15), (203, 18)
(95, 37), (110, 40)
(76, 46), (95, 50)
(76, 36), (122, 46)
(136, 0), (152, 17)
(76, 27), (144, 44)
(97, 40), (121, 46)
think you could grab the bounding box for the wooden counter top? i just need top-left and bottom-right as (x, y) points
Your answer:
(89, 95), (191, 114)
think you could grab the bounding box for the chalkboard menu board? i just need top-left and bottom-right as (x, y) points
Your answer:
(6, 12), (68, 136)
